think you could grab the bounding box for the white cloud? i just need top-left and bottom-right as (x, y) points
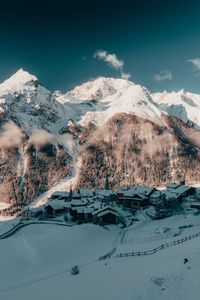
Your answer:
(188, 58), (200, 70)
(94, 50), (124, 70)
(121, 72), (131, 80)
(94, 50), (131, 80)
(153, 70), (172, 82)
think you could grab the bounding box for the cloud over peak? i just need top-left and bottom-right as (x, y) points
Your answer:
(94, 50), (124, 70)
(94, 50), (131, 80)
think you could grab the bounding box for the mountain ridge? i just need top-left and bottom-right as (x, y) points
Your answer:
(1, 69), (200, 204)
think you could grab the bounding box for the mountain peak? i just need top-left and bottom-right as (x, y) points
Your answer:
(5, 68), (38, 83)
(0, 68), (38, 96)
(65, 76), (133, 101)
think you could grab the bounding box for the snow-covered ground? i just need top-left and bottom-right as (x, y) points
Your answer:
(0, 203), (11, 210)
(0, 223), (118, 298)
(0, 214), (200, 299)
(0, 218), (20, 234)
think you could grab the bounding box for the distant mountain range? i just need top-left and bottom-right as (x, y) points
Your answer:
(1, 69), (200, 204)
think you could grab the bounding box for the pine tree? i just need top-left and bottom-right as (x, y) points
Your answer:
(105, 176), (110, 190)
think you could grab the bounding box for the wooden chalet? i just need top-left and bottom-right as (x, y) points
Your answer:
(44, 201), (66, 218)
(117, 188), (150, 210)
(164, 182), (196, 210)
(92, 207), (119, 225)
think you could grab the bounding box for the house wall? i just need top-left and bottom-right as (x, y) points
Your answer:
(122, 197), (149, 210)
(45, 206), (54, 218)
(99, 213), (119, 224)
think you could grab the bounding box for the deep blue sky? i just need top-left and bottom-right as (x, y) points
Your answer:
(1, 0), (200, 93)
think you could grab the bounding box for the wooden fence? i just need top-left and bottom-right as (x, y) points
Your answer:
(0, 221), (72, 240)
(99, 247), (117, 260)
(116, 232), (200, 258)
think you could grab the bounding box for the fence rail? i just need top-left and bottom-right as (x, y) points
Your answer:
(0, 221), (72, 240)
(116, 231), (200, 258)
(99, 247), (116, 260)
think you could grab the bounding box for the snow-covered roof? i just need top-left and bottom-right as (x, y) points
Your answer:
(88, 202), (102, 210)
(30, 207), (43, 213)
(80, 189), (94, 197)
(116, 187), (129, 194)
(92, 206), (119, 217)
(133, 186), (155, 196)
(96, 189), (116, 197)
(117, 186), (155, 197)
(76, 207), (95, 214)
(72, 192), (81, 199)
(165, 191), (181, 200)
(71, 199), (87, 207)
(123, 190), (148, 200)
(167, 185), (193, 196)
(167, 182), (182, 189)
(45, 200), (65, 210)
(96, 209), (119, 218)
(83, 207), (95, 214)
(149, 190), (161, 198)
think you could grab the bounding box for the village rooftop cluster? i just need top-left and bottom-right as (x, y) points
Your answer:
(6, 179), (199, 226)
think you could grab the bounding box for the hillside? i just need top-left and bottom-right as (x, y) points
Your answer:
(1, 70), (200, 203)
(1, 215), (200, 300)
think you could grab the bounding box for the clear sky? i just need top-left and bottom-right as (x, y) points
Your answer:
(1, 0), (200, 93)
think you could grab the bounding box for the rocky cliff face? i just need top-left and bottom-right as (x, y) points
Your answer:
(1, 70), (200, 204)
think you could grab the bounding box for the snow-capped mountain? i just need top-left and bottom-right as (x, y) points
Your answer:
(58, 77), (164, 127)
(153, 90), (200, 129)
(64, 77), (132, 100)
(0, 69), (58, 132)
(1, 69), (200, 204)
(0, 68), (38, 95)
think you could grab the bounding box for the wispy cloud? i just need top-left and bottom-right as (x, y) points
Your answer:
(188, 58), (200, 72)
(94, 50), (131, 80)
(121, 72), (131, 80)
(153, 70), (172, 82)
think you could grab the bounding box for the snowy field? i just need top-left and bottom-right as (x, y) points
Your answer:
(0, 218), (20, 234)
(0, 215), (200, 299)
